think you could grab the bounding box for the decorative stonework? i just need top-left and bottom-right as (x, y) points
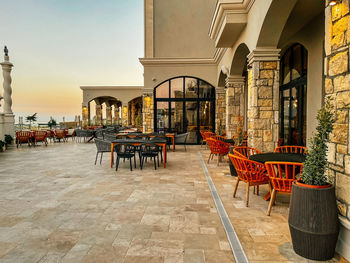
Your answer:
(113, 106), (120, 125)
(225, 75), (245, 138)
(106, 106), (112, 125)
(247, 48), (280, 152)
(95, 104), (103, 126)
(325, 1), (350, 226)
(82, 105), (89, 127)
(121, 105), (128, 127)
(216, 87), (226, 134)
(142, 93), (153, 133)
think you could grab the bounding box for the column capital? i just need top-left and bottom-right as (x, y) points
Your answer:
(247, 48), (281, 65)
(225, 75), (245, 88)
(216, 86), (226, 94)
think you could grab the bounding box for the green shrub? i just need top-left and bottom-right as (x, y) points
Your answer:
(4, 134), (13, 145)
(301, 97), (336, 185)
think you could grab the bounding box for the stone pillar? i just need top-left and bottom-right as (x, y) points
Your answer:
(121, 103), (128, 127)
(0, 48), (15, 139)
(247, 48), (280, 152)
(113, 105), (120, 125)
(131, 102), (136, 126)
(143, 93), (153, 133)
(216, 87), (226, 135)
(95, 104), (103, 126)
(82, 104), (89, 127)
(106, 106), (112, 125)
(225, 75), (245, 138)
(325, 3), (350, 260)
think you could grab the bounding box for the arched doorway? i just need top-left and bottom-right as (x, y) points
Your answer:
(154, 76), (216, 144)
(280, 43), (307, 146)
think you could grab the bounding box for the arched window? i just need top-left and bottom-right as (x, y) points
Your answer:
(280, 44), (307, 146)
(154, 76), (215, 144)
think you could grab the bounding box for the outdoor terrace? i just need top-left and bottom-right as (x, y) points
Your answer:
(0, 141), (346, 263)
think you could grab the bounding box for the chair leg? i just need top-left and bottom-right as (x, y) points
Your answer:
(233, 177), (240, 198)
(154, 157), (157, 170)
(246, 182), (250, 207)
(129, 158), (133, 171)
(207, 153), (211, 164)
(140, 156), (143, 170)
(267, 189), (277, 216)
(157, 155), (159, 167)
(134, 155), (136, 168)
(256, 186), (259, 196)
(95, 152), (99, 165)
(100, 152), (103, 165)
(217, 154), (220, 166)
(116, 157), (120, 171)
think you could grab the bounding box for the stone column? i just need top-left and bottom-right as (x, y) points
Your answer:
(216, 87), (226, 134)
(95, 104), (103, 125)
(131, 102), (136, 126)
(142, 92), (153, 133)
(0, 48), (15, 139)
(247, 48), (280, 152)
(225, 75), (245, 138)
(121, 103), (128, 127)
(113, 105), (120, 125)
(324, 3), (350, 259)
(82, 105), (89, 127)
(106, 106), (112, 125)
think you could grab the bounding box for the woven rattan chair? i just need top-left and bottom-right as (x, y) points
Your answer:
(115, 144), (136, 171)
(274, 146), (307, 154)
(265, 161), (303, 215)
(229, 154), (270, 207)
(94, 138), (112, 165)
(33, 131), (48, 146)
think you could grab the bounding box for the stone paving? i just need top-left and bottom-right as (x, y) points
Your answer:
(0, 142), (347, 263)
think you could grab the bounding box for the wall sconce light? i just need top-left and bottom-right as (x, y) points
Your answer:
(330, 0), (341, 6)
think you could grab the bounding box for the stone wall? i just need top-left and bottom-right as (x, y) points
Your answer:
(216, 89), (226, 134)
(247, 50), (280, 152)
(225, 76), (245, 138)
(325, 0), (350, 223)
(143, 93), (153, 133)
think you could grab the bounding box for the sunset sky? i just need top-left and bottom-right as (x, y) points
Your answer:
(0, 0), (144, 123)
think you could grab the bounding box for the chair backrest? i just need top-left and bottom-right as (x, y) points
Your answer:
(95, 129), (104, 139)
(175, 133), (188, 143)
(16, 131), (32, 141)
(233, 146), (262, 158)
(211, 135), (226, 142)
(94, 138), (111, 152)
(204, 131), (216, 140)
(75, 129), (83, 137)
(140, 143), (160, 154)
(115, 143), (136, 154)
(229, 154), (268, 183)
(206, 138), (219, 154)
(34, 130), (47, 140)
(265, 161), (303, 193)
(67, 129), (75, 136)
(274, 146), (307, 154)
(215, 139), (230, 154)
(104, 133), (116, 142)
(54, 129), (66, 138)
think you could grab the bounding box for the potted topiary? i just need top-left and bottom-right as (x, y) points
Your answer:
(288, 97), (339, 261)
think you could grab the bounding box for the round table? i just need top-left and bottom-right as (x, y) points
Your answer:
(249, 153), (306, 164)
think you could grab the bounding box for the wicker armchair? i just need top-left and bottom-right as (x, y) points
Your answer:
(54, 129), (67, 142)
(16, 131), (32, 147)
(229, 154), (270, 207)
(33, 131), (48, 146)
(94, 138), (112, 165)
(233, 146), (262, 158)
(265, 161), (303, 215)
(207, 138), (230, 166)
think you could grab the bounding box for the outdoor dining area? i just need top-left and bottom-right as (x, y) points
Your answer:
(15, 129), (76, 147)
(201, 130), (307, 216)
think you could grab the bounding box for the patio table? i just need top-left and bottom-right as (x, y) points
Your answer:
(249, 152), (306, 200)
(110, 138), (167, 168)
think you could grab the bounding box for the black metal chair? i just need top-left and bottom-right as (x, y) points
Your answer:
(94, 138), (112, 165)
(115, 144), (136, 171)
(140, 143), (160, 170)
(175, 133), (188, 151)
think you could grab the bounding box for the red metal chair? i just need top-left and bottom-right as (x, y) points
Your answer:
(33, 131), (48, 146)
(274, 146), (307, 154)
(54, 129), (67, 142)
(233, 146), (262, 158)
(229, 154), (270, 207)
(207, 138), (230, 166)
(265, 161), (304, 215)
(16, 131), (32, 147)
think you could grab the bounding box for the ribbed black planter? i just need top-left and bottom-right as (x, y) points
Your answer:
(288, 182), (339, 261)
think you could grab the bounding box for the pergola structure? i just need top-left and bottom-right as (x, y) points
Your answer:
(80, 86), (142, 127)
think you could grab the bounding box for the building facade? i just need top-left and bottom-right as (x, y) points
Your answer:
(140, 0), (350, 260)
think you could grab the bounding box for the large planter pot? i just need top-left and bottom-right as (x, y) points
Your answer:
(288, 182), (339, 261)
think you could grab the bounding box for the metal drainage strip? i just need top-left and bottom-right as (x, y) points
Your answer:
(198, 151), (249, 263)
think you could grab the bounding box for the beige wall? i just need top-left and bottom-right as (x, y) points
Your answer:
(153, 0), (216, 58)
